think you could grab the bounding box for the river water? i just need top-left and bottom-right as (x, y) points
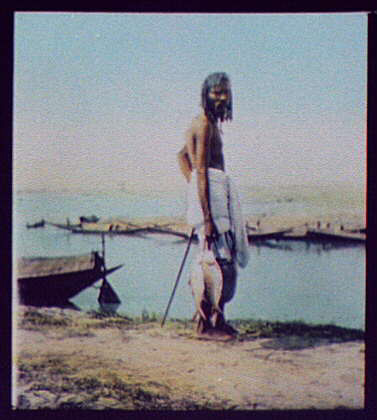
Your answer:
(13, 190), (365, 330)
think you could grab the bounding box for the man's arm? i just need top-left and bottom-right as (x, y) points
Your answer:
(195, 119), (217, 239)
(177, 145), (192, 183)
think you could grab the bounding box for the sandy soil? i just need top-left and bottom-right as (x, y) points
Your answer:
(14, 307), (364, 410)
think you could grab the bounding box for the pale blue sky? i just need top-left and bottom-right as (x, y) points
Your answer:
(14, 12), (367, 192)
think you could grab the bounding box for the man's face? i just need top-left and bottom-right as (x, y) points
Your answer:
(207, 81), (231, 120)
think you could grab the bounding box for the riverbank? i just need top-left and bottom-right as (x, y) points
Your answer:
(14, 306), (364, 410)
(21, 181), (365, 241)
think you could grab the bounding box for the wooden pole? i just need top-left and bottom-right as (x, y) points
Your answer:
(98, 233), (122, 307)
(101, 233), (106, 266)
(161, 228), (195, 327)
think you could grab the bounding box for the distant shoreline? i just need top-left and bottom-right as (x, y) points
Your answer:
(14, 183), (366, 240)
(15, 180), (365, 196)
(14, 183), (365, 215)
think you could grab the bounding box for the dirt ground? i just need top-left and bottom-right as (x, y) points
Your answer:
(13, 307), (364, 410)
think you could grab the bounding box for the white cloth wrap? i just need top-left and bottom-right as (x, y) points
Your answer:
(187, 168), (249, 268)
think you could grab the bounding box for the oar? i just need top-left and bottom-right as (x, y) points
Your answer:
(161, 228), (195, 327)
(98, 233), (121, 306)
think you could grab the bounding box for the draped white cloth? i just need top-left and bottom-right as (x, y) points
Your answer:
(187, 168), (249, 268)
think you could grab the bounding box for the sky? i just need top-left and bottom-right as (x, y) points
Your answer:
(14, 12), (367, 193)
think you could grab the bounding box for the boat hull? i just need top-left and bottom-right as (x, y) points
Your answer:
(18, 269), (103, 304)
(306, 230), (366, 243)
(17, 252), (122, 305)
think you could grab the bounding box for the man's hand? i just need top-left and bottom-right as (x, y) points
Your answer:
(205, 218), (218, 249)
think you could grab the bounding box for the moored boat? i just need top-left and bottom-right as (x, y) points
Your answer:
(17, 252), (123, 305)
(306, 229), (366, 243)
(26, 219), (45, 229)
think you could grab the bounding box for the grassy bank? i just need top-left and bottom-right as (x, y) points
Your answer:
(14, 307), (364, 410)
(18, 307), (364, 342)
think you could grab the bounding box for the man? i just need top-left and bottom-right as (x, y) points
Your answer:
(177, 72), (249, 337)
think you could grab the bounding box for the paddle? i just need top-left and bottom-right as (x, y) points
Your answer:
(98, 234), (121, 307)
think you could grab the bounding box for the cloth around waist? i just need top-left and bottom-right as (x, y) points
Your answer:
(187, 168), (231, 232)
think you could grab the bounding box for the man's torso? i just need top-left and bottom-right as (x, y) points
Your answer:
(188, 113), (225, 171)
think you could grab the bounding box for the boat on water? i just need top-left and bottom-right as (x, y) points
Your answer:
(306, 229), (366, 243)
(247, 227), (293, 241)
(26, 219), (45, 229)
(41, 217), (366, 245)
(17, 251), (123, 305)
(48, 220), (192, 240)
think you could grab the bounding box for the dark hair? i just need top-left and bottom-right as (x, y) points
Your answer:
(201, 72), (232, 122)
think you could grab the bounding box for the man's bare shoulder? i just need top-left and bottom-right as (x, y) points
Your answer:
(190, 112), (210, 132)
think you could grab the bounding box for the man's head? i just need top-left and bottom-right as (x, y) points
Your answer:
(201, 72), (232, 123)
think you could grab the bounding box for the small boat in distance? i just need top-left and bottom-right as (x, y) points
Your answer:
(17, 251), (123, 305)
(26, 219), (45, 229)
(306, 229), (365, 243)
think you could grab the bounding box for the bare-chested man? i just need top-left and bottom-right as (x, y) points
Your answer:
(178, 73), (249, 337)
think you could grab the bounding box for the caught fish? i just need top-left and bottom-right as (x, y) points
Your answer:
(189, 255), (206, 320)
(189, 249), (224, 326)
(201, 251), (223, 315)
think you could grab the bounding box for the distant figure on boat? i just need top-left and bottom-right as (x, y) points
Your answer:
(177, 72), (249, 338)
(80, 215), (100, 224)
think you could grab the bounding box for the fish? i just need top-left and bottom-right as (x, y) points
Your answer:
(189, 255), (207, 320)
(189, 249), (223, 324)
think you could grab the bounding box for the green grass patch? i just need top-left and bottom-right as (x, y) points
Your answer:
(18, 307), (364, 342)
(19, 309), (72, 330)
(232, 319), (364, 341)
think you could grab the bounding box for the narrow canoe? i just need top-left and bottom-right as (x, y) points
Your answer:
(17, 251), (122, 305)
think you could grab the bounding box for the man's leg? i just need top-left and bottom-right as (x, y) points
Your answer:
(197, 300), (213, 333)
(213, 259), (238, 335)
(195, 231), (237, 335)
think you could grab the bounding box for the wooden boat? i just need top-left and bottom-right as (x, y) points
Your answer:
(46, 221), (81, 230)
(26, 219), (45, 229)
(306, 229), (366, 243)
(17, 251), (123, 305)
(247, 227), (293, 241)
(70, 225), (192, 240)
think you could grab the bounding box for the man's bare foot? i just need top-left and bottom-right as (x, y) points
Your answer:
(219, 322), (238, 336)
(197, 327), (236, 341)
